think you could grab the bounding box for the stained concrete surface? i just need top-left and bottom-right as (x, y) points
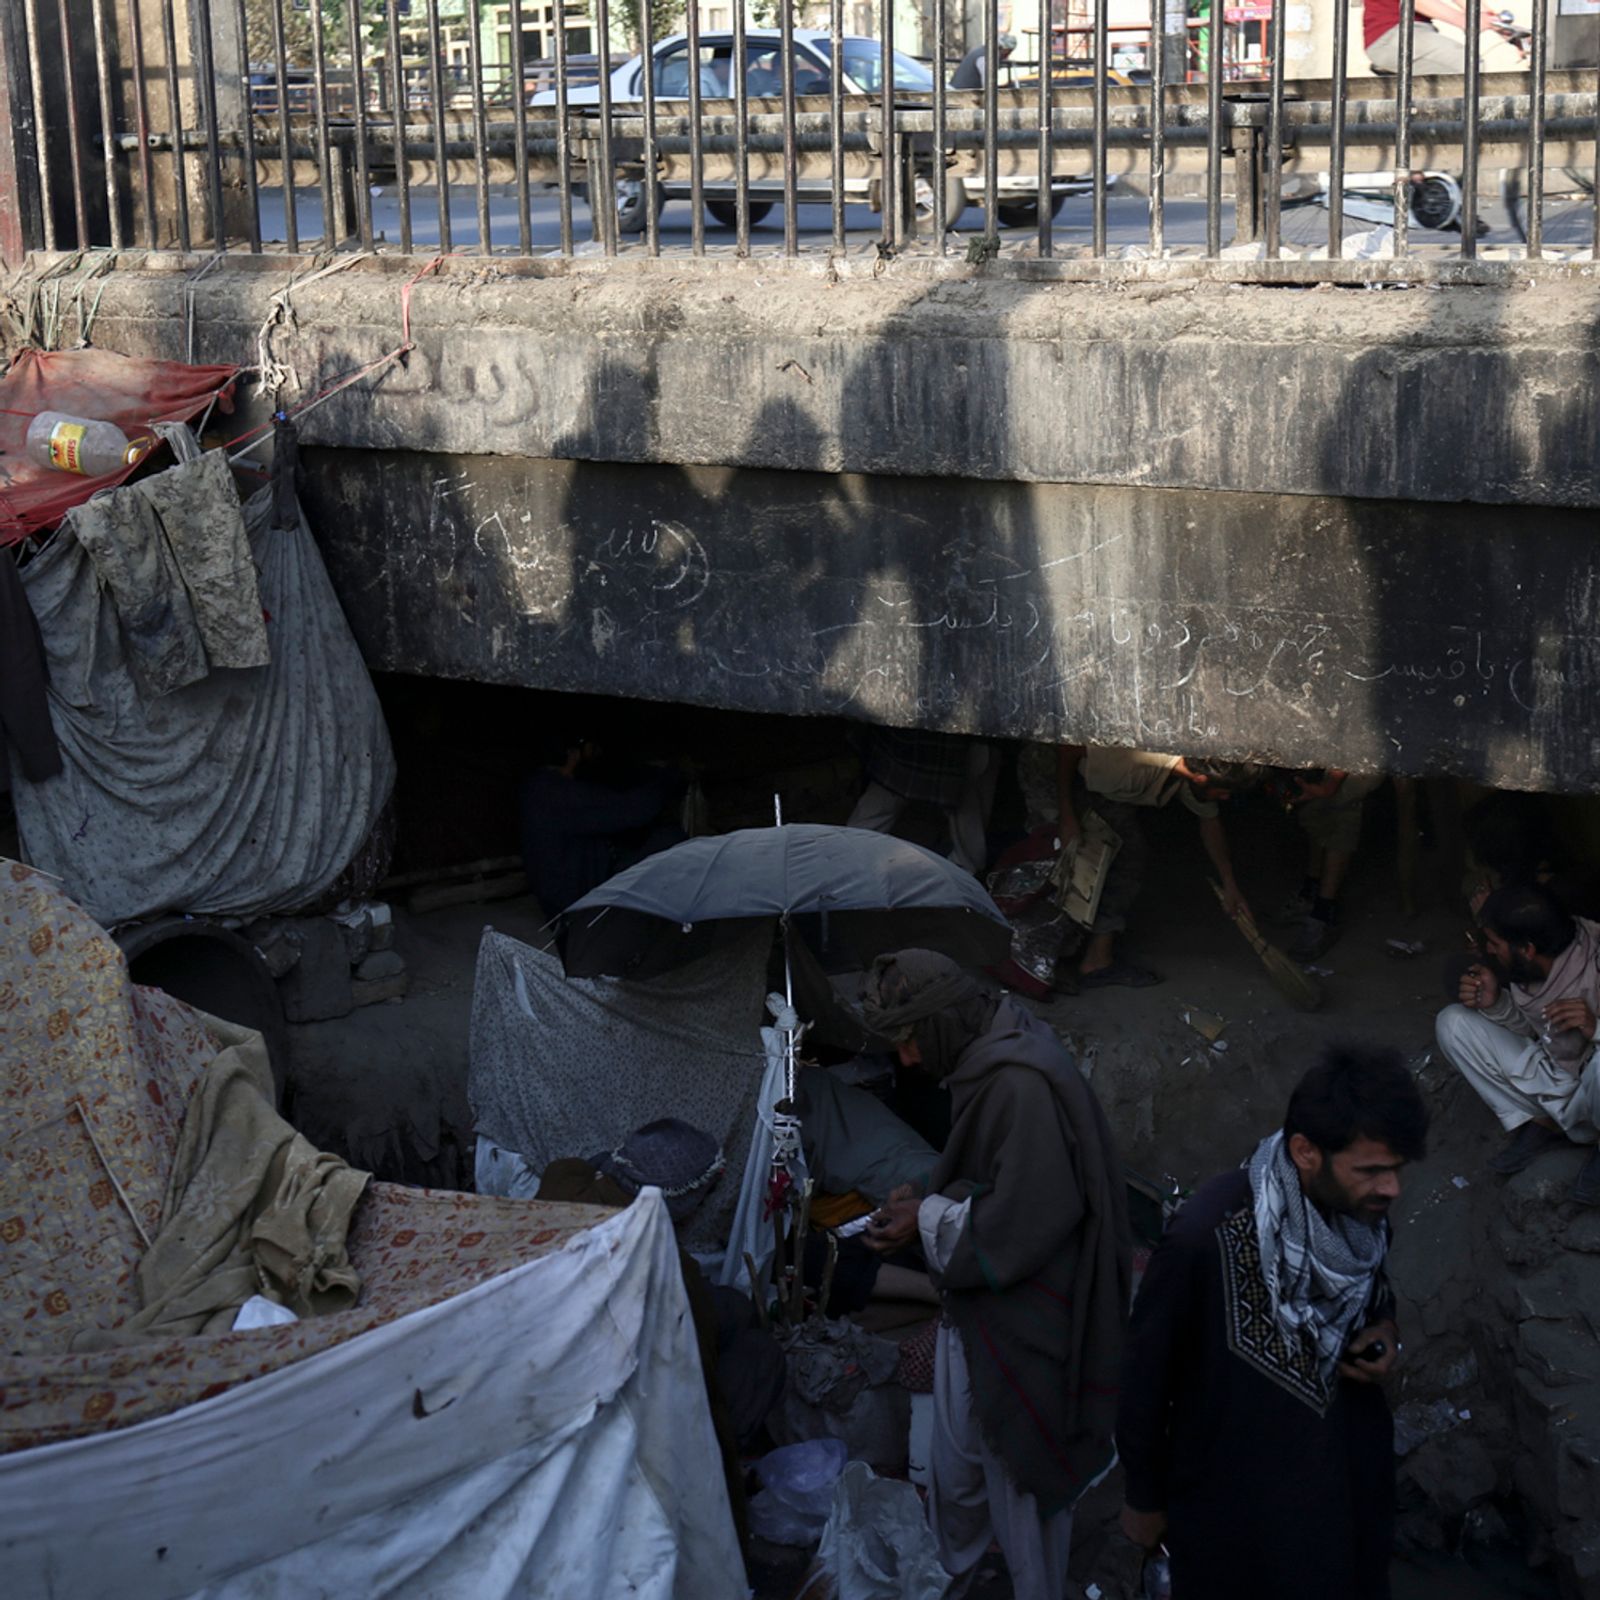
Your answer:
(283, 782), (1577, 1595)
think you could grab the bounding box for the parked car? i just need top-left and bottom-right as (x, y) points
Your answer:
(530, 30), (1087, 233)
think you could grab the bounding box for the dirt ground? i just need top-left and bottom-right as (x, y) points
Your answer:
(283, 784), (1562, 1599)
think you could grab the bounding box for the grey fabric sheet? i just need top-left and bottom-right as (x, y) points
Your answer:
(795, 1066), (938, 1204)
(13, 470), (394, 923)
(468, 931), (771, 1251)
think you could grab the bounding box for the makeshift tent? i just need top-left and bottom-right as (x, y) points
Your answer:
(9, 425), (394, 923)
(0, 863), (743, 1598)
(469, 929), (796, 1271)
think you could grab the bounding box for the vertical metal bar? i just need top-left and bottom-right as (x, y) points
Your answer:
(594, 0), (616, 254)
(347, 0), (374, 248)
(160, 0), (190, 250)
(780, 0), (798, 254)
(386, 0), (411, 253)
(882, 0), (898, 248)
(1524, 0), (1546, 256)
(686, 0), (705, 254)
(982, 0), (997, 242)
(194, 0), (227, 249)
(56, 0), (90, 246)
(312, 0), (338, 245)
(1036, 0), (1052, 255)
(1092, 0), (1107, 255)
(732, 0), (749, 253)
(23, 0), (56, 251)
(1263, 0), (1285, 257)
(465, 0), (490, 251)
(639, 0), (660, 255)
(1592, 41), (1600, 252)
(1392, 0), (1413, 253)
(1204, 0), (1221, 254)
(931, 0), (946, 252)
(1149, 0), (1165, 253)
(1460, 0), (1480, 256)
(91, 0), (125, 248)
(553, 0), (572, 253)
(509, 0), (531, 253)
(1327, 0), (1348, 254)
(269, 0), (297, 252)
(126, 0), (158, 248)
(230, 0), (261, 250)
(427, 0), (452, 251)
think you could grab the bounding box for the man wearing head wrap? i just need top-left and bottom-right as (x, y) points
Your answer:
(539, 1119), (784, 1562)
(859, 951), (1132, 1600)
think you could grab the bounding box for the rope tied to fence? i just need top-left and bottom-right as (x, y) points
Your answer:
(229, 254), (447, 464)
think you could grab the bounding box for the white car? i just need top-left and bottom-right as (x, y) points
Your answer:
(531, 30), (1081, 233)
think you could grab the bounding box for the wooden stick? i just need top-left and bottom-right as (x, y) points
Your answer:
(789, 1178), (814, 1324)
(817, 1231), (839, 1324)
(743, 1251), (771, 1332)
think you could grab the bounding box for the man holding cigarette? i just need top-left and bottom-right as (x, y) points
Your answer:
(1437, 883), (1600, 1207)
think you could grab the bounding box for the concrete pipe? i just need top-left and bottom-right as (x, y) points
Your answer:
(116, 919), (291, 1108)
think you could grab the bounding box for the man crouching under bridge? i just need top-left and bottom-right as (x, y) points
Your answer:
(857, 950), (1131, 1600)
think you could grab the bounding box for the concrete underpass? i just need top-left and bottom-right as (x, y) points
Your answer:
(5, 242), (1600, 1595)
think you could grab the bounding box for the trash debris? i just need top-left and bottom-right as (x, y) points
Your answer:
(816, 1461), (952, 1599)
(1305, 963), (1335, 978)
(1393, 1397), (1463, 1456)
(1210, 1039), (1229, 1054)
(1182, 1008), (1227, 1043)
(748, 1438), (849, 1546)
(1452, 1175), (1470, 1190)
(1386, 939), (1426, 959)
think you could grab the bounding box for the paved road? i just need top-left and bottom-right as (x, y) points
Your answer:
(256, 183), (1523, 256)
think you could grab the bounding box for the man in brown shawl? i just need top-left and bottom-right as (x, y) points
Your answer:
(860, 950), (1132, 1600)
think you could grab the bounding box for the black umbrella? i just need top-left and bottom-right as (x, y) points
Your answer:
(557, 822), (1011, 981)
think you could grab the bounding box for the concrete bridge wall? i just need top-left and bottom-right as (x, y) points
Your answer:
(26, 253), (1600, 788)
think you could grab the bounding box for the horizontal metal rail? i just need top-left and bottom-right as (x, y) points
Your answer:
(6, 0), (1596, 268)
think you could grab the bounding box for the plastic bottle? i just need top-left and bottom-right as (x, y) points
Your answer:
(1141, 1550), (1173, 1600)
(25, 411), (151, 477)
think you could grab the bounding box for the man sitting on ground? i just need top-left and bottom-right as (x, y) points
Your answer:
(857, 950), (1130, 1600)
(1436, 884), (1600, 1207)
(1118, 1045), (1427, 1598)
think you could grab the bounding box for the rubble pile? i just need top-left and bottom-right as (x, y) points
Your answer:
(247, 900), (405, 1023)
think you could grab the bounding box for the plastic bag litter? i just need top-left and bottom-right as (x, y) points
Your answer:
(817, 1461), (951, 1600)
(748, 1437), (849, 1546)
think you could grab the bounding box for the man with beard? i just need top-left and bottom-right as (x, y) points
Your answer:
(858, 950), (1130, 1600)
(1438, 883), (1600, 1206)
(1117, 1046), (1427, 1600)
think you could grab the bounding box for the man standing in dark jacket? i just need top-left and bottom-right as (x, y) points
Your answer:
(1117, 1044), (1429, 1599)
(860, 950), (1131, 1600)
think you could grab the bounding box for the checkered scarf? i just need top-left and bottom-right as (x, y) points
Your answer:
(1246, 1131), (1388, 1381)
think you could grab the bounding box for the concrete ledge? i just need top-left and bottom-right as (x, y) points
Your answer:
(14, 252), (1598, 508)
(299, 448), (1600, 792)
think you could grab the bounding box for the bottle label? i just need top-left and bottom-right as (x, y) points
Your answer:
(48, 421), (89, 475)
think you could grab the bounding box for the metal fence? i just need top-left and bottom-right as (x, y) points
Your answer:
(3, 0), (1597, 276)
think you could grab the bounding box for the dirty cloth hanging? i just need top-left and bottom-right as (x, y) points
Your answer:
(10, 453), (394, 924)
(63, 437), (271, 697)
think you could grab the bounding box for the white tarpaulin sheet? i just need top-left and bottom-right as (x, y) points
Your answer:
(0, 1191), (744, 1600)
(12, 439), (394, 923)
